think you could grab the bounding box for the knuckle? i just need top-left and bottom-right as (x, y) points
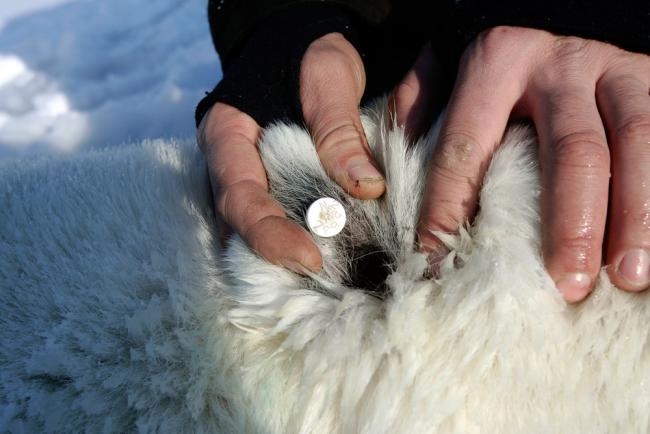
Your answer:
(313, 118), (365, 154)
(216, 179), (265, 226)
(203, 104), (259, 147)
(623, 210), (650, 231)
(217, 130), (258, 151)
(243, 216), (271, 250)
(554, 232), (599, 267)
(307, 32), (354, 57)
(212, 117), (254, 141)
(547, 36), (613, 79)
(436, 130), (491, 170)
(596, 72), (642, 100)
(552, 36), (593, 60)
(302, 34), (364, 89)
(615, 114), (650, 144)
(208, 102), (241, 126)
(334, 150), (371, 169)
(475, 26), (518, 50)
(558, 231), (597, 250)
(313, 32), (347, 46)
(636, 53), (650, 73)
(533, 38), (596, 84)
(468, 26), (544, 68)
(600, 46), (642, 74)
(214, 179), (240, 219)
(303, 50), (345, 82)
(462, 26), (516, 71)
(552, 130), (610, 172)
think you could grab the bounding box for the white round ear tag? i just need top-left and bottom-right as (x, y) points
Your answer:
(306, 197), (346, 237)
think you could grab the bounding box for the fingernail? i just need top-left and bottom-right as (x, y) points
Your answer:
(556, 272), (592, 303)
(617, 249), (650, 288)
(347, 161), (383, 183)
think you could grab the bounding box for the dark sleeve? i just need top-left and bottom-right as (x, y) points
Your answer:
(209, 0), (391, 70)
(433, 0), (650, 78)
(196, 0), (433, 128)
(196, 3), (365, 127)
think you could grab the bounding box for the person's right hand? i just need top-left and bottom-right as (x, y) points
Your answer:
(415, 27), (650, 301)
(196, 32), (387, 274)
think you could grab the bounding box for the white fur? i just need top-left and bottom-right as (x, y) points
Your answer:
(1, 102), (649, 433)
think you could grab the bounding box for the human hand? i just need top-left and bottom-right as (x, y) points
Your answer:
(197, 32), (387, 274)
(416, 26), (650, 302)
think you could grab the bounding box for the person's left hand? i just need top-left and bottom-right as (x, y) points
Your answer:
(197, 33), (386, 275)
(394, 27), (650, 302)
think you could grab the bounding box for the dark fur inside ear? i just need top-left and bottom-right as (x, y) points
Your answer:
(346, 244), (392, 299)
(259, 105), (415, 298)
(272, 170), (394, 297)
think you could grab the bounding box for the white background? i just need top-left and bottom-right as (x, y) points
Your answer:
(0, 0), (221, 159)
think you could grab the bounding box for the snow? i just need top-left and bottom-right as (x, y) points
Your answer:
(0, 0), (76, 29)
(0, 0), (222, 159)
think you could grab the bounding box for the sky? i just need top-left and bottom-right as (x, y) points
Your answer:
(0, 0), (222, 159)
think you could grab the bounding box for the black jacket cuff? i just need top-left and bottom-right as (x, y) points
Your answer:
(196, 3), (362, 128)
(433, 0), (650, 79)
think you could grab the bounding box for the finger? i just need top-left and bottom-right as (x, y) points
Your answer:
(416, 50), (521, 253)
(532, 84), (610, 302)
(597, 70), (650, 291)
(301, 32), (385, 199)
(388, 43), (436, 139)
(199, 103), (322, 273)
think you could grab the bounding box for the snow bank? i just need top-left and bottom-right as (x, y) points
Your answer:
(0, 0), (220, 159)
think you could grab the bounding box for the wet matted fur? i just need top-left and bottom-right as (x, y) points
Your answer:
(1, 101), (650, 433)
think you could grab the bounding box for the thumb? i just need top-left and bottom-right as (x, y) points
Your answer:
(300, 32), (385, 199)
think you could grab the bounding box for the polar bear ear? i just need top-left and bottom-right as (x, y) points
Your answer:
(239, 100), (432, 301)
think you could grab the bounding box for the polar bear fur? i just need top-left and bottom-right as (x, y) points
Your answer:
(1, 101), (650, 433)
